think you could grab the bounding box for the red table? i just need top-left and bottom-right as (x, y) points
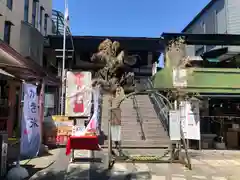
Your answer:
(66, 136), (101, 160)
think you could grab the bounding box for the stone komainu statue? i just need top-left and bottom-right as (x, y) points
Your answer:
(91, 39), (136, 93)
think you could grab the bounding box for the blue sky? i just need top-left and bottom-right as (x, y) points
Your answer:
(53, 0), (210, 37)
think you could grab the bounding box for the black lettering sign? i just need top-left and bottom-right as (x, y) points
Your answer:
(30, 102), (37, 113)
(28, 117), (39, 128)
(29, 89), (35, 99)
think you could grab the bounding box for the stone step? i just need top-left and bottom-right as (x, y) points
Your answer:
(120, 140), (171, 148)
(100, 94), (171, 149)
(142, 125), (164, 128)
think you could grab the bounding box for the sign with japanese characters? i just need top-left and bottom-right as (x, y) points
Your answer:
(180, 100), (200, 140)
(20, 83), (41, 157)
(169, 110), (181, 141)
(65, 71), (92, 117)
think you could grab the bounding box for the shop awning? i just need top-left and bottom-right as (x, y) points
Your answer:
(0, 40), (60, 85)
(161, 33), (240, 45)
(201, 47), (238, 62)
(0, 68), (15, 78)
(202, 47), (228, 59)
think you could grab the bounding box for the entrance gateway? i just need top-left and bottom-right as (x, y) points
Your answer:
(105, 89), (191, 169)
(46, 35), (192, 169)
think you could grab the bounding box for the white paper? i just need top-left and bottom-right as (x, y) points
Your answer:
(180, 100), (201, 140)
(169, 110), (181, 141)
(72, 126), (86, 136)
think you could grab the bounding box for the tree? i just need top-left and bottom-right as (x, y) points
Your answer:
(165, 36), (198, 104)
(165, 36), (194, 169)
(90, 39), (138, 158)
(91, 39), (136, 95)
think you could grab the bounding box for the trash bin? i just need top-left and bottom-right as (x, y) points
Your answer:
(0, 132), (8, 177)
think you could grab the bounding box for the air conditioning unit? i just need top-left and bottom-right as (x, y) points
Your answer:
(0, 132), (8, 177)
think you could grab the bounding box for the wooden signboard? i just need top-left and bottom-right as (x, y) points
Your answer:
(52, 116), (73, 145)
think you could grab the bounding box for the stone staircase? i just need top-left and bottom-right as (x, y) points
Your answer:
(100, 94), (171, 148)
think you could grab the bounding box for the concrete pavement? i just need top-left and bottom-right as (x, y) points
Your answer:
(21, 148), (240, 179)
(65, 149), (240, 180)
(27, 148), (69, 180)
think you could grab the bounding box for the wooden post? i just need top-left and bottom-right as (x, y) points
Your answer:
(108, 97), (113, 168)
(7, 80), (16, 137)
(39, 80), (45, 144)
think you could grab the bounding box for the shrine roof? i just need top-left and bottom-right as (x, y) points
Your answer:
(46, 35), (164, 53)
(161, 33), (240, 46)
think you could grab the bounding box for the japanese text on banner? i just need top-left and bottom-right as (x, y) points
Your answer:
(20, 83), (41, 157)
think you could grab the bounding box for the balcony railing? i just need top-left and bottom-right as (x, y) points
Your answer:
(154, 67), (240, 93)
(52, 9), (71, 36)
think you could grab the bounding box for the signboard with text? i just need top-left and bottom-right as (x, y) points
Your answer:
(169, 110), (181, 141)
(20, 83), (41, 157)
(180, 100), (200, 140)
(65, 71), (92, 117)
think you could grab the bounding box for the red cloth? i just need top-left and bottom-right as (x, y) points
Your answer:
(66, 136), (100, 155)
(73, 101), (84, 113)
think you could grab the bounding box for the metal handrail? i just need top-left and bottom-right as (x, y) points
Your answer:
(150, 94), (169, 132)
(117, 90), (192, 169)
(145, 78), (191, 170)
(132, 95), (146, 140)
(145, 78), (169, 131)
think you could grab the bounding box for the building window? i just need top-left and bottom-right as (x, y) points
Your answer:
(24, 0), (29, 22)
(32, 0), (37, 27)
(4, 21), (11, 44)
(195, 46), (204, 56)
(214, 10), (218, 33)
(52, 20), (57, 34)
(44, 14), (48, 35)
(7, 0), (13, 10)
(201, 21), (206, 33)
(39, 6), (44, 32)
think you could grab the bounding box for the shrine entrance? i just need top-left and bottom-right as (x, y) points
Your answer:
(106, 90), (190, 169)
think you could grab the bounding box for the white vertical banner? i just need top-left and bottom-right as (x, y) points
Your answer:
(169, 110), (181, 141)
(85, 86), (100, 133)
(186, 100), (200, 140)
(180, 100), (200, 140)
(180, 101), (187, 138)
(20, 83), (41, 157)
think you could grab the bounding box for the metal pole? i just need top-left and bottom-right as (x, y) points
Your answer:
(60, 0), (67, 115)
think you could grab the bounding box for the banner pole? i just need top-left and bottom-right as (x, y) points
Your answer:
(60, 0), (67, 115)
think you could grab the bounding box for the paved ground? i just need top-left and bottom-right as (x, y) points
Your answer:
(21, 148), (240, 180)
(65, 149), (240, 180)
(27, 148), (69, 180)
